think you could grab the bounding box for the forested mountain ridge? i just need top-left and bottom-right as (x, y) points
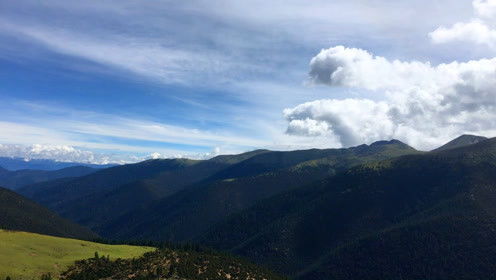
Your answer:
(19, 139), (419, 241)
(19, 158), (201, 210)
(198, 137), (496, 279)
(18, 151), (268, 230)
(206, 140), (417, 182)
(100, 140), (419, 241)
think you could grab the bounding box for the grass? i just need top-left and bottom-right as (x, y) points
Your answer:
(0, 230), (154, 280)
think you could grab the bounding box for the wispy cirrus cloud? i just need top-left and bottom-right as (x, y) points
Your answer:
(0, 100), (269, 161)
(0, 21), (261, 86)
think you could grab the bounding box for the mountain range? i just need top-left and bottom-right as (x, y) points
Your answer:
(199, 137), (496, 279)
(0, 157), (116, 171)
(19, 139), (419, 241)
(3, 134), (496, 279)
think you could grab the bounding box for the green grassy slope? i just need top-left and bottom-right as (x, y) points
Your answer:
(0, 230), (154, 280)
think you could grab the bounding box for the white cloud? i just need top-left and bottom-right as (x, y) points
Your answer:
(430, 0), (496, 48)
(285, 119), (331, 137)
(149, 152), (162, 160)
(0, 143), (115, 164)
(147, 146), (222, 161)
(309, 46), (439, 91)
(0, 143), (224, 164)
(212, 147), (221, 156)
(284, 99), (394, 146)
(285, 46), (496, 149)
(430, 20), (496, 47)
(474, 0), (496, 18)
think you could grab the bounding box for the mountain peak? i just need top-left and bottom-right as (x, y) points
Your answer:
(434, 134), (488, 152)
(370, 139), (406, 147)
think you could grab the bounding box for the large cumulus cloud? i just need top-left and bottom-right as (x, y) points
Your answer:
(430, 0), (496, 48)
(284, 46), (496, 149)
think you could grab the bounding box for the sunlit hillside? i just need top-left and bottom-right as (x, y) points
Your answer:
(0, 230), (153, 280)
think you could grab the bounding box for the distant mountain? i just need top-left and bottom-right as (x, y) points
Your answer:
(198, 137), (496, 279)
(433, 134), (488, 151)
(204, 140), (417, 182)
(19, 158), (202, 209)
(18, 150), (277, 231)
(18, 156), (248, 230)
(50, 158), (235, 229)
(0, 157), (116, 171)
(0, 167), (8, 178)
(0, 186), (97, 240)
(0, 166), (96, 190)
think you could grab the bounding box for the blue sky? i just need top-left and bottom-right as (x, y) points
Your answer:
(1, 0), (496, 163)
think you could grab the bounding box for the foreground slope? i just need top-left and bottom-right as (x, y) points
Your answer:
(199, 137), (496, 279)
(0, 186), (97, 240)
(0, 230), (153, 280)
(61, 248), (286, 280)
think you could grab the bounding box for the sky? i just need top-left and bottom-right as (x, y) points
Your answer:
(1, 0), (496, 163)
